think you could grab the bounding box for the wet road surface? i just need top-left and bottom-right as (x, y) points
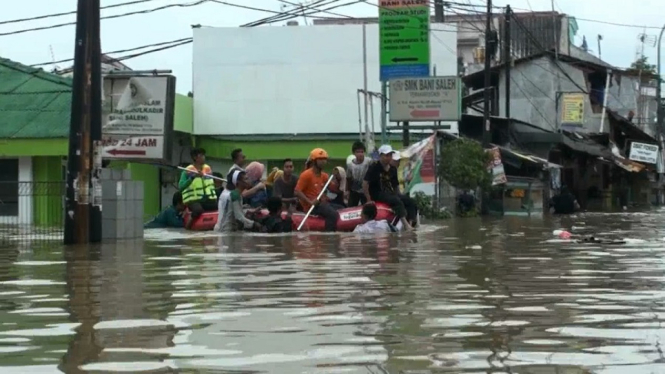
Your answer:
(1, 211), (665, 373)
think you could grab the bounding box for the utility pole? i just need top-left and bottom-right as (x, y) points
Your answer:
(657, 25), (665, 141)
(64, 0), (102, 245)
(434, 0), (444, 22)
(362, 23), (372, 150)
(482, 0), (492, 147)
(504, 5), (511, 119)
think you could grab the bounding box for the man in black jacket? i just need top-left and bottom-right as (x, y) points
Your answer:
(362, 145), (417, 231)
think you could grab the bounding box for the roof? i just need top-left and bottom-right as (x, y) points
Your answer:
(463, 50), (618, 87)
(0, 57), (72, 139)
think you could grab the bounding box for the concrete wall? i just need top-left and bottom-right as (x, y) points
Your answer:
(101, 169), (144, 241)
(493, 56), (643, 134)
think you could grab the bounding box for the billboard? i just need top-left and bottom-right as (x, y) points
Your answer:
(101, 75), (176, 162)
(192, 24), (457, 135)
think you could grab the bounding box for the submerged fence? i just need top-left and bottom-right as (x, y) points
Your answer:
(0, 182), (65, 247)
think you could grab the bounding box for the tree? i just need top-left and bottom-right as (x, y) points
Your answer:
(439, 138), (492, 190)
(627, 56), (657, 76)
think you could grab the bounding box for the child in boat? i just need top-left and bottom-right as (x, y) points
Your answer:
(214, 170), (261, 233)
(353, 203), (398, 234)
(144, 192), (186, 229)
(259, 197), (294, 233)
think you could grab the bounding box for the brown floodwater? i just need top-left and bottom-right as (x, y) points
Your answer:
(1, 211), (665, 373)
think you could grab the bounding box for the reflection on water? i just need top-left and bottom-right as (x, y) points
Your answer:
(0, 212), (665, 373)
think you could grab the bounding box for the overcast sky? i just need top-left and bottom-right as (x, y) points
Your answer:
(0, 0), (663, 93)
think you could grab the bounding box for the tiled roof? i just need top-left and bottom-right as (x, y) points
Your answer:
(0, 57), (72, 139)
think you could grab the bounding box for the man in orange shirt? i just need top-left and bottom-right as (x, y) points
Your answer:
(294, 148), (339, 232)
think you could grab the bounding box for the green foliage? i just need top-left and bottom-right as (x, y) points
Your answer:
(628, 56), (657, 75)
(413, 191), (452, 220)
(439, 138), (492, 190)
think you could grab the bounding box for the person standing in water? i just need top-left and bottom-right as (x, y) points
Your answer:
(214, 170), (261, 233)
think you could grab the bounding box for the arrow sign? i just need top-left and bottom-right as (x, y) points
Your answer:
(392, 57), (419, 63)
(107, 149), (146, 156)
(410, 109), (440, 118)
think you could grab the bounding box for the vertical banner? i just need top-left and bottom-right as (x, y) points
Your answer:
(397, 135), (436, 193)
(486, 147), (507, 185)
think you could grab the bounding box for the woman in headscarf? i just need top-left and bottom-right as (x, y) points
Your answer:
(326, 166), (347, 207)
(244, 161), (268, 207)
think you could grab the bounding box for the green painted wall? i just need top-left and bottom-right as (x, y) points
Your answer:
(32, 156), (63, 226)
(0, 138), (67, 156)
(174, 94), (193, 133)
(129, 163), (160, 219)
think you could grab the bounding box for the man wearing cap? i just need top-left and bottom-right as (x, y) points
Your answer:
(363, 145), (417, 231)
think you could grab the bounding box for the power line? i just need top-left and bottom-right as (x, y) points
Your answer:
(30, 37), (193, 67)
(0, 0), (330, 37)
(0, 0), (158, 26)
(23, 0), (363, 70)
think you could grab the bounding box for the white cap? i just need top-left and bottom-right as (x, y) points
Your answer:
(378, 144), (394, 155)
(392, 151), (401, 161)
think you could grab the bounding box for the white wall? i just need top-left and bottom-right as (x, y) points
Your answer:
(192, 24), (458, 135)
(0, 157), (32, 225)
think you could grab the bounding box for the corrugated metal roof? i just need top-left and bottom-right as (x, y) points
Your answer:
(0, 57), (72, 139)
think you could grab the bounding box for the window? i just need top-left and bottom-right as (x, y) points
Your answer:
(0, 159), (19, 216)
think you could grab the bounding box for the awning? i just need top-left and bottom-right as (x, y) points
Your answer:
(613, 156), (645, 173)
(560, 132), (612, 158)
(499, 146), (562, 168)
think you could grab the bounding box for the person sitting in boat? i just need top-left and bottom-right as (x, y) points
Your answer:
(214, 170), (261, 233)
(354, 203), (398, 234)
(144, 191), (186, 229)
(213, 172), (225, 197)
(363, 145), (417, 231)
(273, 159), (299, 209)
(179, 148), (218, 230)
(295, 148), (339, 232)
(259, 196), (294, 233)
(245, 161), (268, 208)
(346, 141), (372, 207)
(326, 166), (347, 207)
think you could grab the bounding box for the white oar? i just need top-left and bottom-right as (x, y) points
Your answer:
(177, 166), (227, 182)
(297, 176), (335, 231)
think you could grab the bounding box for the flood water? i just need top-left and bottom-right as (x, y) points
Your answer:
(1, 212), (665, 373)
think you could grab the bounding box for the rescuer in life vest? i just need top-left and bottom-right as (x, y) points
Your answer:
(179, 147), (218, 229)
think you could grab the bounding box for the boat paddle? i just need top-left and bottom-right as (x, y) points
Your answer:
(150, 163), (227, 182)
(297, 176), (335, 231)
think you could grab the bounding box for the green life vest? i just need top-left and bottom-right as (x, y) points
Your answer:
(182, 164), (217, 203)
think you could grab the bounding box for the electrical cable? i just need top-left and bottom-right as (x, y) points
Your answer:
(0, 0), (158, 26)
(30, 37), (194, 67)
(0, 0), (337, 37)
(21, 0), (363, 70)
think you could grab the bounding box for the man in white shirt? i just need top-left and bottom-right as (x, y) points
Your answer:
(354, 203), (400, 234)
(346, 141), (372, 207)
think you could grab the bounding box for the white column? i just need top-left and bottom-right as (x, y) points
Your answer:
(18, 157), (33, 226)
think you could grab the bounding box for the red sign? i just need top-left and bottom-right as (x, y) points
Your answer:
(410, 109), (440, 118)
(106, 149), (146, 156)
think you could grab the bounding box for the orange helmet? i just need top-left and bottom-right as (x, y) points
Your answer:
(309, 148), (329, 161)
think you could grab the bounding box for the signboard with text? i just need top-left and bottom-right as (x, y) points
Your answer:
(102, 75), (176, 161)
(379, 0), (430, 81)
(629, 141), (658, 164)
(560, 93), (585, 126)
(389, 76), (461, 121)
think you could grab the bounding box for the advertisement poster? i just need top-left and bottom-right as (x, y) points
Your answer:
(397, 135), (436, 193)
(487, 147), (507, 185)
